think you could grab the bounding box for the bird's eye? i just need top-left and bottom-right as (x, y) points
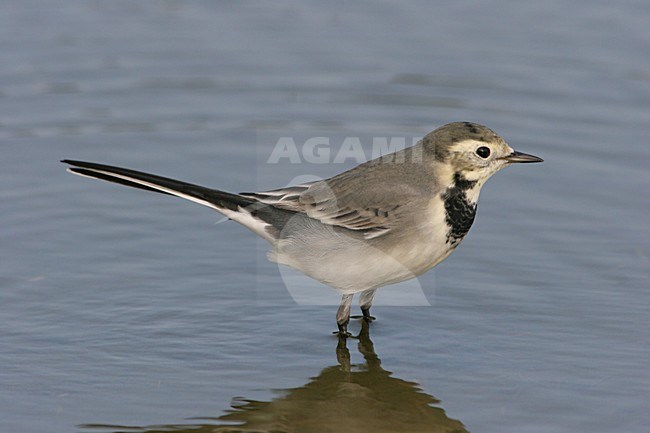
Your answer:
(476, 146), (491, 159)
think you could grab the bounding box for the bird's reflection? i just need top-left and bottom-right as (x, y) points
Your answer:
(82, 321), (467, 433)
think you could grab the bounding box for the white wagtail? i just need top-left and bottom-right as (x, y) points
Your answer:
(63, 122), (542, 336)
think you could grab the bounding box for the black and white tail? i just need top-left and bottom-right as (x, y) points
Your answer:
(62, 160), (294, 242)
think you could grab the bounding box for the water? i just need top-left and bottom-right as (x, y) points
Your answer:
(1, 1), (649, 432)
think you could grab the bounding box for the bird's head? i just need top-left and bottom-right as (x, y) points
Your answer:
(423, 122), (543, 185)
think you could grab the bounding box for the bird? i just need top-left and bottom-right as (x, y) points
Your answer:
(62, 122), (542, 337)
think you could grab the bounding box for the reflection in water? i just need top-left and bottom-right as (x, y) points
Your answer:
(82, 321), (467, 433)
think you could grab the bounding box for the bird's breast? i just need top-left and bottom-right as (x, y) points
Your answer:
(439, 175), (479, 246)
(376, 196), (459, 278)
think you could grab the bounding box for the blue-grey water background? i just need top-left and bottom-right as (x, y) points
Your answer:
(1, 1), (649, 432)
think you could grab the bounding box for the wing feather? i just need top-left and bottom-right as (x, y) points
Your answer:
(241, 158), (429, 239)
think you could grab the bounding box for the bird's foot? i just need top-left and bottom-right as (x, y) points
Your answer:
(351, 307), (376, 322)
(333, 330), (352, 338)
(351, 314), (376, 322)
(333, 322), (352, 338)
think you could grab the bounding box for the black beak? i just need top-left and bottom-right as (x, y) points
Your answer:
(501, 150), (544, 163)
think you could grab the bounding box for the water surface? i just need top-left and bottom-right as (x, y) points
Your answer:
(1, 1), (649, 432)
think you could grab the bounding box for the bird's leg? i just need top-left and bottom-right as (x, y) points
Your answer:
(360, 306), (375, 321)
(353, 288), (377, 321)
(334, 294), (353, 337)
